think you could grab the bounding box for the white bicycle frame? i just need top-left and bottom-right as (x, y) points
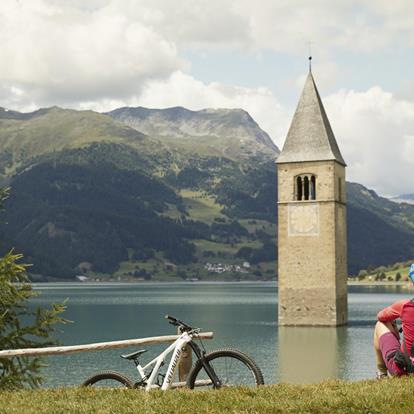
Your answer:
(136, 330), (193, 391)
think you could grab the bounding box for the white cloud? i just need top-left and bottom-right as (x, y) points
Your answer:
(101, 0), (252, 49)
(0, 0), (184, 109)
(2, 0), (414, 112)
(95, 0), (414, 55)
(239, 0), (414, 54)
(110, 0), (414, 54)
(325, 87), (414, 196)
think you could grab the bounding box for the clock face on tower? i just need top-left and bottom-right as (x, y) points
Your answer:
(288, 203), (319, 236)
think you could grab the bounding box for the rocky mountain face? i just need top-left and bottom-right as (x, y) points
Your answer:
(107, 106), (279, 159)
(0, 105), (412, 280)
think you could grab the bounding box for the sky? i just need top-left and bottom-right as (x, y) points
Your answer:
(1, 0), (414, 196)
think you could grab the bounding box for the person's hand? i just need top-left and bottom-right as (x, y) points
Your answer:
(391, 321), (401, 338)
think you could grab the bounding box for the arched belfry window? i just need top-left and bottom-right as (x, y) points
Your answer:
(296, 176), (303, 201)
(338, 177), (342, 202)
(295, 174), (317, 201)
(304, 176), (309, 200)
(311, 176), (316, 200)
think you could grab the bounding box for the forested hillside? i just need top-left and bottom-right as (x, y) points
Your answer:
(0, 105), (413, 280)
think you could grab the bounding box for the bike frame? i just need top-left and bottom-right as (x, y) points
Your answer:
(136, 330), (192, 391)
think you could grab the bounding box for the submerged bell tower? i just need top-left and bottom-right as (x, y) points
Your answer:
(277, 69), (348, 326)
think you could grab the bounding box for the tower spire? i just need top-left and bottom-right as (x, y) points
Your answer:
(276, 71), (346, 166)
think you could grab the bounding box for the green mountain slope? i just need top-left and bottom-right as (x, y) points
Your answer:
(0, 106), (170, 180)
(0, 105), (413, 280)
(348, 183), (414, 231)
(0, 160), (203, 277)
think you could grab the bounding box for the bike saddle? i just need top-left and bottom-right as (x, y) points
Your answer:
(121, 349), (147, 360)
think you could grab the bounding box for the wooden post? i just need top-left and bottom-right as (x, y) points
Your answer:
(178, 328), (192, 382)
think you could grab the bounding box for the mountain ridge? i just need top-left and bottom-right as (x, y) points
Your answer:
(107, 106), (279, 159)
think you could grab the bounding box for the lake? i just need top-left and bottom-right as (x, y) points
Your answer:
(30, 282), (411, 387)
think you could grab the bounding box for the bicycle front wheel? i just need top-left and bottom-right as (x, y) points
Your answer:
(82, 370), (134, 388)
(186, 348), (264, 389)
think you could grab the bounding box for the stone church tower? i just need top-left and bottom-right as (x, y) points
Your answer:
(277, 71), (347, 326)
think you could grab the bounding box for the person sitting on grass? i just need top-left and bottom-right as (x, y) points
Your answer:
(374, 264), (414, 379)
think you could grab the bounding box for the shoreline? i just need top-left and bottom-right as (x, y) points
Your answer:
(347, 280), (410, 286)
(29, 279), (411, 287)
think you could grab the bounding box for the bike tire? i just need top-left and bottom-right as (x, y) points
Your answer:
(82, 370), (134, 388)
(186, 348), (264, 389)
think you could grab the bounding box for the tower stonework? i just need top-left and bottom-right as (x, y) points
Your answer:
(277, 72), (347, 326)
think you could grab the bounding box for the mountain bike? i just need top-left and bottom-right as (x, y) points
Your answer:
(82, 315), (264, 390)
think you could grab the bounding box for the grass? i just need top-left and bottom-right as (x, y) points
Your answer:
(154, 134), (275, 160)
(179, 190), (226, 224)
(382, 266), (410, 281)
(2, 377), (414, 413)
(355, 265), (411, 283)
(113, 258), (182, 282)
(0, 108), (142, 173)
(193, 239), (262, 256)
(239, 219), (276, 237)
(161, 203), (183, 220)
(109, 236), (273, 282)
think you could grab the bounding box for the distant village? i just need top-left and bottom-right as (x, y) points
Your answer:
(75, 261), (253, 282)
(204, 261), (251, 274)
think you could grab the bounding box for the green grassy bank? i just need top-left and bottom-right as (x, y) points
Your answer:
(1, 378), (413, 414)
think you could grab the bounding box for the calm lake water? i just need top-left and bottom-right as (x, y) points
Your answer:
(30, 282), (410, 387)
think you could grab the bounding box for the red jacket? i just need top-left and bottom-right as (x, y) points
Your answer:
(377, 299), (414, 355)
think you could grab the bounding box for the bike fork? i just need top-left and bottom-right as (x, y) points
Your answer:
(189, 342), (222, 388)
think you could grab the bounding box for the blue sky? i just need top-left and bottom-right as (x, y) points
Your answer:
(1, 0), (414, 196)
(189, 48), (414, 99)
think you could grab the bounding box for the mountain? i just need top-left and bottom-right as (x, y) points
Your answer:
(348, 184), (414, 232)
(347, 183), (414, 272)
(107, 106), (279, 159)
(0, 106), (157, 179)
(0, 105), (413, 280)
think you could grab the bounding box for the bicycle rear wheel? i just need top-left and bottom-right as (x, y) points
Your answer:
(186, 348), (264, 389)
(82, 370), (134, 388)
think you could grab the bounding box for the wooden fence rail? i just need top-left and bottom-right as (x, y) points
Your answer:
(0, 332), (214, 358)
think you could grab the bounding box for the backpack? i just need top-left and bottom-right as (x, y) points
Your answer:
(394, 342), (414, 374)
(394, 299), (414, 374)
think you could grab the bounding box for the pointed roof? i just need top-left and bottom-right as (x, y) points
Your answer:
(277, 72), (346, 166)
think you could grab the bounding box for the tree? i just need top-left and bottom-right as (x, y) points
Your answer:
(357, 269), (367, 281)
(236, 246), (253, 260)
(379, 272), (386, 281)
(177, 270), (187, 280)
(0, 188), (67, 389)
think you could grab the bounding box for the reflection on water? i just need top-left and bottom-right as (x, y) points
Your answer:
(29, 282), (411, 387)
(279, 327), (338, 383)
(278, 326), (349, 383)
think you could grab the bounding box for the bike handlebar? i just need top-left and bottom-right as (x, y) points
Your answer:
(165, 314), (193, 331)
